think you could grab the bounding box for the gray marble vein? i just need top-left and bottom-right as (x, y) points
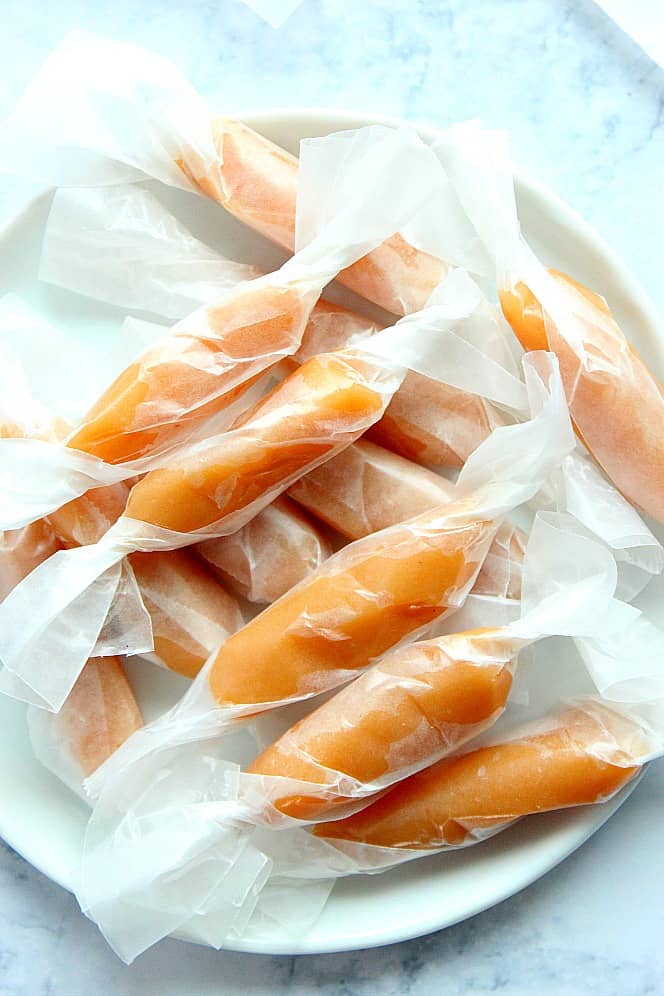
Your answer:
(1, 0), (663, 992)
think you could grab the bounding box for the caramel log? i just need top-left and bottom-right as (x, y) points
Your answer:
(196, 496), (331, 604)
(0, 521), (61, 601)
(208, 508), (495, 708)
(67, 280), (308, 464)
(248, 629), (514, 820)
(128, 549), (243, 679)
(500, 271), (664, 523)
(317, 707), (638, 848)
(195, 117), (298, 249)
(59, 656), (143, 777)
(288, 440), (525, 598)
(368, 371), (504, 468)
(288, 438), (453, 538)
(194, 118), (445, 317)
(126, 351), (394, 533)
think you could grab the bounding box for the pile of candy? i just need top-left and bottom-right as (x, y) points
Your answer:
(1, 32), (663, 963)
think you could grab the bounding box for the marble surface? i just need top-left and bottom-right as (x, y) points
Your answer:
(0, 0), (663, 992)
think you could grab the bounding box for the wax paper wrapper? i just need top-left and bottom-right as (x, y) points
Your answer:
(2, 443), (242, 689)
(128, 550), (244, 678)
(576, 605), (664, 706)
(78, 350), (572, 779)
(75, 507), (609, 959)
(0, 411), (151, 706)
(255, 698), (648, 888)
(27, 656), (144, 799)
(0, 481), (241, 794)
(517, 257), (664, 525)
(0, 509), (148, 735)
(26, 554), (244, 794)
(249, 597), (664, 911)
(0, 121), (444, 531)
(76, 355), (570, 909)
(256, 621), (664, 894)
(1, 31), (456, 316)
(0, 271), (522, 710)
(77, 749), (273, 962)
(538, 448), (664, 601)
(287, 436), (527, 596)
(3, 522), (244, 798)
(39, 182), (381, 372)
(40, 185), (260, 319)
(38, 182), (517, 471)
(412, 120), (664, 526)
(239, 512), (619, 822)
(0, 298), (76, 432)
(0, 421), (153, 698)
(284, 434), (529, 608)
(237, 0), (305, 29)
(0, 324), (246, 687)
(197, 496), (332, 604)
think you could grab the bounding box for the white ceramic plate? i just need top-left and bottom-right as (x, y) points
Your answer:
(0, 109), (661, 956)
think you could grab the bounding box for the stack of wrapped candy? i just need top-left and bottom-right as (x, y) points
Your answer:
(0, 31), (663, 965)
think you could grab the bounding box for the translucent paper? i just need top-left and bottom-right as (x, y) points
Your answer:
(243, 513), (619, 822)
(474, 522), (525, 600)
(88, 352), (572, 798)
(76, 509), (614, 961)
(307, 701), (643, 861)
(0, 343), (243, 685)
(0, 293), (124, 426)
(288, 438), (455, 538)
(40, 185), (260, 319)
(253, 651), (664, 889)
(542, 449), (664, 601)
(28, 656), (143, 799)
(249, 589), (664, 898)
(518, 264), (664, 525)
(127, 550), (244, 679)
(0, 273), (527, 710)
(196, 496), (332, 604)
(413, 121), (664, 525)
(0, 460), (239, 793)
(576, 607), (664, 706)
(39, 183), (381, 361)
(286, 439), (528, 602)
(3, 31), (449, 316)
(39, 183), (515, 471)
(1, 122), (443, 527)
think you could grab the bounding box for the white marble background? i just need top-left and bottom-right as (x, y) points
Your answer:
(0, 0), (663, 992)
